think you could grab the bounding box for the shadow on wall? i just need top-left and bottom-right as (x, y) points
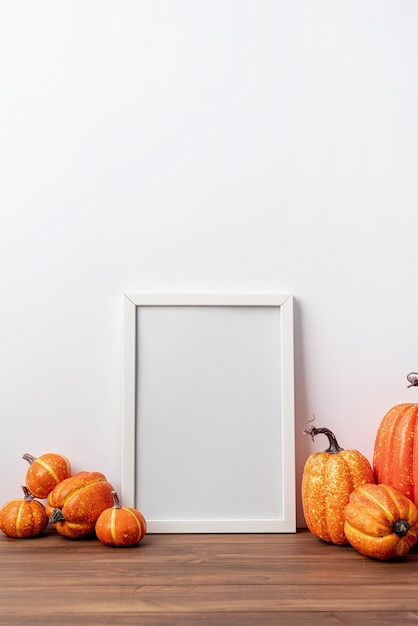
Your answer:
(293, 298), (310, 528)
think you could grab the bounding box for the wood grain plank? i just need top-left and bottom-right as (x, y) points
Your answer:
(1, 584), (418, 614)
(0, 613), (417, 626)
(1, 557), (418, 587)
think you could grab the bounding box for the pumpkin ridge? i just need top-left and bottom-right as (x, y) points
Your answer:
(311, 456), (329, 541)
(347, 489), (397, 535)
(111, 508), (118, 544)
(395, 407), (418, 495)
(62, 485), (85, 508)
(61, 477), (104, 508)
(375, 405), (418, 497)
(395, 540), (409, 557)
(382, 411), (405, 488)
(356, 497), (397, 536)
(344, 521), (371, 540)
(357, 485), (396, 525)
(339, 452), (364, 489)
(323, 456), (349, 543)
(374, 407), (401, 481)
(345, 519), (399, 550)
(385, 480), (418, 526)
(35, 458), (61, 484)
(125, 508), (144, 533)
(15, 503), (24, 538)
(383, 483), (407, 521)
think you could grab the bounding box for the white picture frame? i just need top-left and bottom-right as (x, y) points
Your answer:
(122, 293), (295, 533)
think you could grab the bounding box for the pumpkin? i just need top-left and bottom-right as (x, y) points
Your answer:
(95, 491), (147, 547)
(46, 471), (115, 539)
(373, 400), (418, 506)
(0, 486), (49, 538)
(23, 452), (71, 499)
(302, 424), (375, 545)
(344, 483), (418, 560)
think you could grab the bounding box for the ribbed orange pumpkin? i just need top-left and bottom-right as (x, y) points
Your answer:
(302, 425), (375, 545)
(0, 486), (49, 538)
(344, 483), (418, 560)
(23, 452), (71, 499)
(374, 403), (418, 506)
(46, 471), (115, 539)
(95, 491), (147, 547)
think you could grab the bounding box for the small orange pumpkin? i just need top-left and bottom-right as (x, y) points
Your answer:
(46, 471), (115, 539)
(0, 486), (49, 538)
(95, 491), (147, 547)
(23, 452), (71, 499)
(302, 424), (375, 545)
(344, 483), (418, 560)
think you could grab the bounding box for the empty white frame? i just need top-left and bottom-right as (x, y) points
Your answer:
(122, 293), (295, 533)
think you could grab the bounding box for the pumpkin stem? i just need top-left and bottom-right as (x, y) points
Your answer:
(303, 425), (344, 454)
(111, 491), (123, 509)
(22, 453), (36, 465)
(49, 508), (65, 524)
(407, 372), (418, 388)
(392, 519), (410, 537)
(21, 486), (34, 501)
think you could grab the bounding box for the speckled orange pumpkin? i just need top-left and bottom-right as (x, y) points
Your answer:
(0, 486), (49, 538)
(23, 452), (71, 499)
(95, 491), (147, 547)
(46, 471), (115, 539)
(344, 483), (418, 560)
(302, 425), (375, 545)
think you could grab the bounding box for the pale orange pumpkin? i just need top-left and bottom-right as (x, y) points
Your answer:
(344, 483), (418, 560)
(0, 486), (49, 538)
(95, 491), (147, 547)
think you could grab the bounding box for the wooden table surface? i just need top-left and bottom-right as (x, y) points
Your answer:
(1, 526), (418, 625)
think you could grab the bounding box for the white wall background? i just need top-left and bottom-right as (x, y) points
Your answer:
(2, 0), (418, 528)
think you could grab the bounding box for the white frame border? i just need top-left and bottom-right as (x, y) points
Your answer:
(122, 293), (295, 533)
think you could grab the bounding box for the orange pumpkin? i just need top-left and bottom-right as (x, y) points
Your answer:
(373, 401), (418, 506)
(344, 483), (418, 560)
(46, 471), (115, 539)
(95, 491), (147, 547)
(23, 452), (71, 499)
(0, 486), (49, 538)
(302, 425), (375, 545)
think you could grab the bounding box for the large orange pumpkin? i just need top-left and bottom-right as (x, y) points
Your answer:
(23, 452), (71, 499)
(344, 483), (418, 560)
(374, 402), (418, 506)
(46, 471), (115, 539)
(95, 491), (147, 547)
(0, 486), (49, 538)
(302, 425), (375, 545)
